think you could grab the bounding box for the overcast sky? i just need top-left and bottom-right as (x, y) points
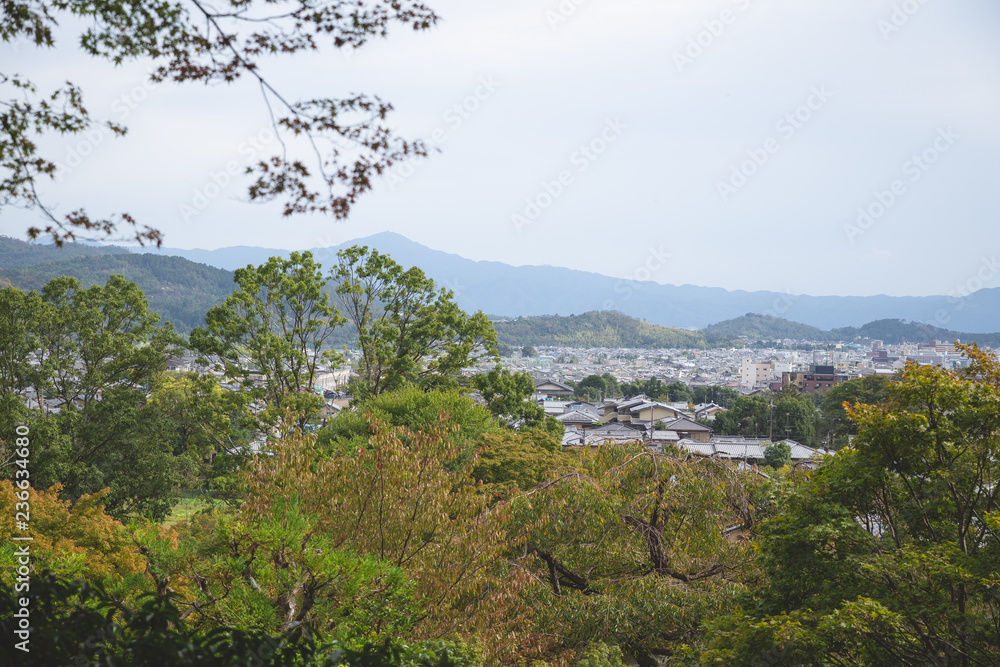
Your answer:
(3, 0), (999, 297)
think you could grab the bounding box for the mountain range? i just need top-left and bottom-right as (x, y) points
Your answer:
(128, 232), (1000, 333)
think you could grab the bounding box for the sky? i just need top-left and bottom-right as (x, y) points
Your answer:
(3, 0), (1000, 297)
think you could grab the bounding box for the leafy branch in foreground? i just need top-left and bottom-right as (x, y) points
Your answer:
(1, 0), (439, 246)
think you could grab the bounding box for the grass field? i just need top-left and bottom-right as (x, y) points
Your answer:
(162, 491), (222, 529)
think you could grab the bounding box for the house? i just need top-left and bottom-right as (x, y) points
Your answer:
(556, 407), (602, 428)
(674, 436), (823, 463)
(593, 396), (690, 425)
(534, 379), (575, 399)
(656, 417), (712, 443)
(693, 402), (726, 421)
(574, 422), (647, 447)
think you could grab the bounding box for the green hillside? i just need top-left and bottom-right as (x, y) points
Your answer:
(492, 311), (708, 349)
(0, 252), (235, 333)
(703, 313), (1000, 347)
(702, 313), (830, 342)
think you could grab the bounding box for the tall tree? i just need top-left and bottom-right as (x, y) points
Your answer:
(0, 276), (183, 520)
(190, 252), (345, 427)
(331, 245), (497, 397)
(2, 0), (438, 246)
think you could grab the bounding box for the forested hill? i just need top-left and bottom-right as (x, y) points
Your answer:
(702, 313), (829, 342)
(0, 235), (132, 267)
(492, 311), (708, 349)
(704, 313), (1000, 347)
(0, 249), (234, 333)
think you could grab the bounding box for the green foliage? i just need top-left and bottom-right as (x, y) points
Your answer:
(575, 642), (626, 667)
(472, 428), (568, 500)
(691, 385), (741, 408)
(0, 276), (183, 520)
(522, 345), (538, 357)
(472, 367), (547, 429)
(493, 311), (708, 349)
(711, 393), (816, 444)
(190, 252), (345, 427)
(243, 418), (506, 643)
(504, 445), (765, 665)
(703, 313), (1000, 347)
(703, 345), (1000, 665)
(762, 441), (791, 469)
(702, 313), (829, 343)
(332, 246), (498, 397)
(146, 372), (256, 497)
(318, 387), (496, 464)
(575, 373), (620, 401)
(0, 249), (235, 333)
(665, 381), (694, 403)
(619, 377), (667, 401)
(819, 374), (893, 449)
(0, 572), (476, 666)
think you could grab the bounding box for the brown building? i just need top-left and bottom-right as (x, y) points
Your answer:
(781, 365), (845, 393)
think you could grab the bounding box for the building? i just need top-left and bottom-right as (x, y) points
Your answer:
(534, 379), (575, 399)
(739, 358), (774, 389)
(781, 365), (845, 393)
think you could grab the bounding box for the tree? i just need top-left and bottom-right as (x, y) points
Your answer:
(0, 482), (147, 586)
(503, 444), (765, 666)
(1, 570), (478, 666)
(762, 441), (791, 469)
(146, 371), (256, 497)
(819, 374), (893, 449)
(692, 385), (740, 408)
(317, 386), (496, 470)
(620, 377), (667, 401)
(244, 416), (507, 643)
(522, 345), (538, 358)
(0, 276), (184, 520)
(190, 252), (344, 427)
(331, 245), (497, 397)
(665, 381), (694, 403)
(472, 367), (548, 429)
(471, 428), (567, 501)
(2, 0), (438, 246)
(575, 374), (610, 402)
(712, 393), (816, 444)
(702, 344), (1000, 665)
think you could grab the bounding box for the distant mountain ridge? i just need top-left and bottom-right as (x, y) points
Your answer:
(129, 232), (1000, 332)
(704, 313), (1000, 347)
(5, 234), (1000, 344)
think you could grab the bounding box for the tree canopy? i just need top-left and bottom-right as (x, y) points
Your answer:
(332, 245), (497, 397)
